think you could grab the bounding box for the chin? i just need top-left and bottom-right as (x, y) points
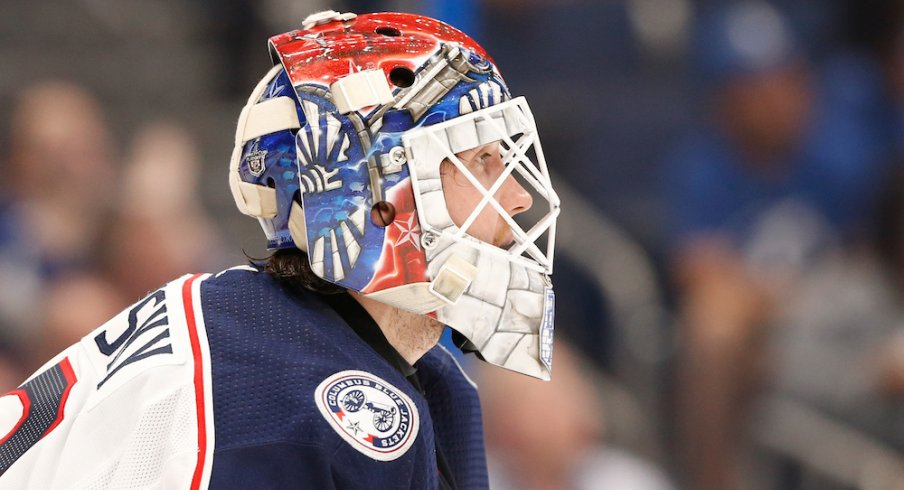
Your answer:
(493, 233), (515, 249)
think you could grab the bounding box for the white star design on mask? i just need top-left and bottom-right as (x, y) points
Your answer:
(393, 213), (421, 251)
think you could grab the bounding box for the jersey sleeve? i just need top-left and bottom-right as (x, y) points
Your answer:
(0, 273), (216, 489)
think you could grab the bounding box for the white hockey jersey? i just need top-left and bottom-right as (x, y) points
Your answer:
(0, 273), (214, 488)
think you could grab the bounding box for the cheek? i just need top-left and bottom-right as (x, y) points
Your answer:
(441, 164), (477, 225)
(439, 162), (503, 243)
(447, 200), (468, 226)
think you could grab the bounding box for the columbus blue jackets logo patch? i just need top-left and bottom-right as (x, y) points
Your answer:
(315, 370), (419, 461)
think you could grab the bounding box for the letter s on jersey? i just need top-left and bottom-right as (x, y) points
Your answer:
(94, 289), (173, 389)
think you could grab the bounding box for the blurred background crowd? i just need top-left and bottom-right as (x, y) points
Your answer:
(3, 0), (904, 488)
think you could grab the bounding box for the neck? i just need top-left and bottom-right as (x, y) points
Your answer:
(350, 292), (445, 365)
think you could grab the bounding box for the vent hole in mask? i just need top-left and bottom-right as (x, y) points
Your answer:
(375, 26), (401, 37)
(389, 67), (415, 88)
(370, 201), (396, 227)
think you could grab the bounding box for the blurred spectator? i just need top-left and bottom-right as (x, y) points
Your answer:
(662, 2), (895, 489)
(823, 0), (904, 149)
(0, 330), (28, 393)
(0, 81), (116, 340)
(100, 121), (226, 302)
(769, 165), (904, 456)
(478, 341), (673, 490)
(31, 272), (125, 372)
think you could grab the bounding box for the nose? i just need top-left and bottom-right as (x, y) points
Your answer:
(498, 173), (532, 216)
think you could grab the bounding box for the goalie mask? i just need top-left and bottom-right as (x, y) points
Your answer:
(229, 11), (560, 380)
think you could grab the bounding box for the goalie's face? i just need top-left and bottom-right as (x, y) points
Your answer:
(440, 141), (533, 247)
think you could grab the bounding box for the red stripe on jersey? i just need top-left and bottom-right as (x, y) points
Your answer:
(182, 274), (207, 490)
(0, 389), (30, 445)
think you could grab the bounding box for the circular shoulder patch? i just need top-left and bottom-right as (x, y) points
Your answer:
(314, 370), (420, 461)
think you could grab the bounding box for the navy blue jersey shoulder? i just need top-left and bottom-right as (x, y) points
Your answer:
(196, 267), (487, 489)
